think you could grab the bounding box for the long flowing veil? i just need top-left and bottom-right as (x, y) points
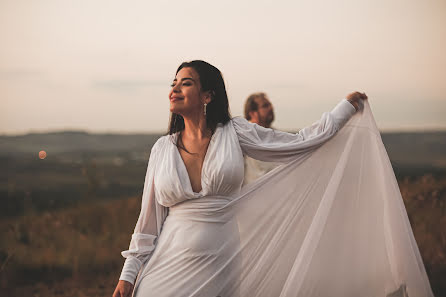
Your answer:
(226, 101), (434, 296)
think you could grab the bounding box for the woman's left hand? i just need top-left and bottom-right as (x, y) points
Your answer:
(346, 92), (368, 111)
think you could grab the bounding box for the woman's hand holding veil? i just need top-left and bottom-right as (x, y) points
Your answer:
(346, 91), (368, 111)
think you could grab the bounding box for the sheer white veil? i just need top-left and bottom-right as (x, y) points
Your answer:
(228, 100), (434, 296)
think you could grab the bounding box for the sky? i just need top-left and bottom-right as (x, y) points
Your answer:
(1, 0), (445, 135)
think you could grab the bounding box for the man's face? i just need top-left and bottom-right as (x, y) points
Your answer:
(254, 97), (275, 127)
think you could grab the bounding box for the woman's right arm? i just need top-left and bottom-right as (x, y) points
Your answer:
(113, 138), (168, 297)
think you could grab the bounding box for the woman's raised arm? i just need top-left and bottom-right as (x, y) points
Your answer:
(233, 95), (365, 163)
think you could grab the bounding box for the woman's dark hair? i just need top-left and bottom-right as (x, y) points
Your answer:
(168, 60), (231, 135)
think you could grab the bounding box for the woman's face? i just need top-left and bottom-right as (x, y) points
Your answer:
(169, 67), (207, 117)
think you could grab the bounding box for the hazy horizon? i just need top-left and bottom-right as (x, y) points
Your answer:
(3, 122), (446, 137)
(1, 0), (445, 135)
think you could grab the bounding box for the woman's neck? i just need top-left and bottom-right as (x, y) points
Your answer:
(182, 113), (211, 140)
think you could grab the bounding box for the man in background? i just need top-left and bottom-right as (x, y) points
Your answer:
(243, 92), (281, 185)
(244, 92), (275, 129)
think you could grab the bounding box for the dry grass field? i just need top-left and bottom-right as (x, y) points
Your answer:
(1, 175), (445, 297)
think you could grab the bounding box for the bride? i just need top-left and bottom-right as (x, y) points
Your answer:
(113, 60), (433, 297)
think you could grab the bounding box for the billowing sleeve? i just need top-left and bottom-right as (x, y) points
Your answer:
(119, 138), (168, 285)
(233, 99), (357, 163)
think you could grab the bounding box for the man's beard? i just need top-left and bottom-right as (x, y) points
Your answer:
(264, 112), (275, 127)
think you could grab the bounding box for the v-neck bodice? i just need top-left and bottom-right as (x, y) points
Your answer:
(153, 121), (245, 207)
(174, 128), (218, 195)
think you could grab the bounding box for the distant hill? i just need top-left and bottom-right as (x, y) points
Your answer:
(1, 130), (445, 172)
(0, 131), (163, 155)
(382, 132), (446, 170)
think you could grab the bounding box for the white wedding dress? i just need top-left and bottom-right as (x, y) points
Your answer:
(119, 99), (434, 297)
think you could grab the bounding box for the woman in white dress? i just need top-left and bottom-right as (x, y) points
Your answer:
(113, 61), (433, 297)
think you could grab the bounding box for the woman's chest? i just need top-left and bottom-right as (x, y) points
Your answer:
(154, 124), (245, 206)
(178, 137), (211, 193)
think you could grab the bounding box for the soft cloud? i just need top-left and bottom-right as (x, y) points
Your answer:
(90, 79), (167, 94)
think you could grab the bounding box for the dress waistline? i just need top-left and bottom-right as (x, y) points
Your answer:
(168, 195), (234, 222)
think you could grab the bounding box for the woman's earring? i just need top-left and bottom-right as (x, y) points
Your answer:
(204, 103), (207, 116)
(173, 113), (177, 127)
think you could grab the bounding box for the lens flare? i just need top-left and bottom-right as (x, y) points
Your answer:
(39, 150), (47, 159)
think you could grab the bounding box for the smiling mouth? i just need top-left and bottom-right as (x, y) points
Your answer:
(170, 97), (184, 102)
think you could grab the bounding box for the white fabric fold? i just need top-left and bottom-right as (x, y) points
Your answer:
(119, 256), (142, 285)
(121, 233), (157, 257)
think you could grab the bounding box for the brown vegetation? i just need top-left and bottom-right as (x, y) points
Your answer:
(399, 175), (446, 296)
(0, 197), (140, 296)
